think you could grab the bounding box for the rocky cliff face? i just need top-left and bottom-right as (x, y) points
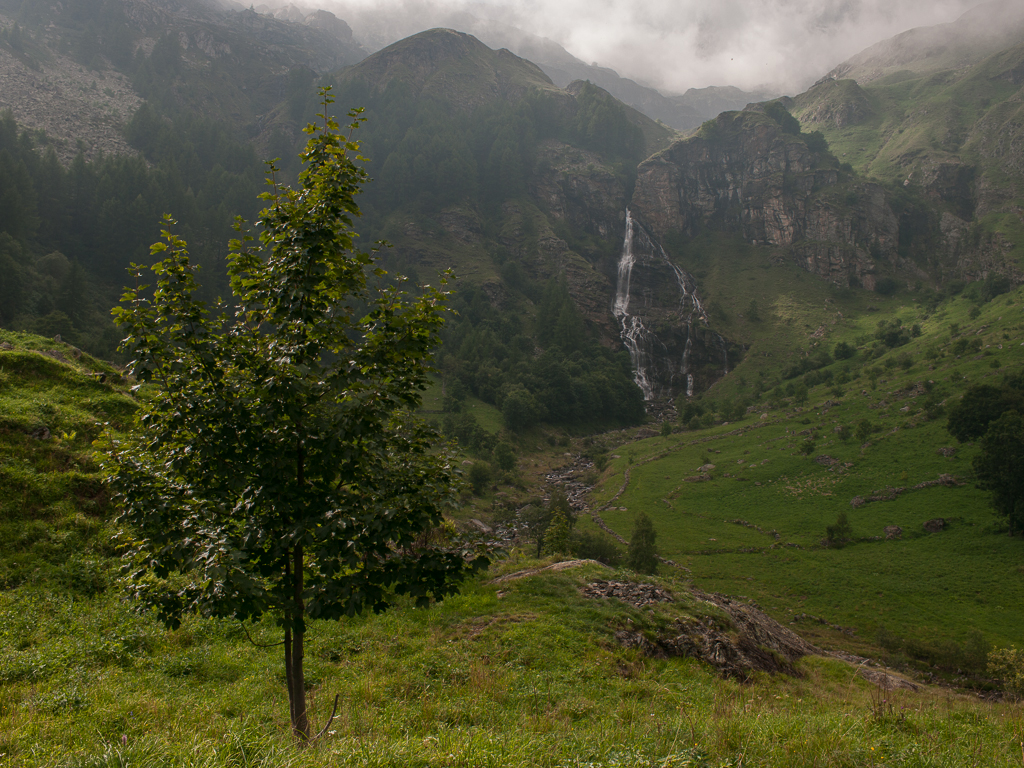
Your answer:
(630, 109), (906, 289)
(529, 139), (626, 241)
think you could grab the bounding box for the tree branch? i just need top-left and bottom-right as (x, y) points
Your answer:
(239, 621), (285, 648)
(312, 694), (341, 742)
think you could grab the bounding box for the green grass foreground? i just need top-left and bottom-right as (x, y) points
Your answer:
(2, 559), (1023, 767)
(3, 312), (1024, 767)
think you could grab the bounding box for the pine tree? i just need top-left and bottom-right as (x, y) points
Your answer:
(626, 511), (658, 574)
(542, 506), (571, 557)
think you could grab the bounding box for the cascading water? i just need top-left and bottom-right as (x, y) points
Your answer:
(613, 208), (729, 401)
(613, 210), (655, 400)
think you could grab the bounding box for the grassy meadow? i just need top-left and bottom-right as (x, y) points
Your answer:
(3, 273), (1024, 765)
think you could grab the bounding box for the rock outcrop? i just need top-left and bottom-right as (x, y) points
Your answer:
(630, 109), (904, 288)
(600, 583), (820, 680)
(530, 140), (626, 240)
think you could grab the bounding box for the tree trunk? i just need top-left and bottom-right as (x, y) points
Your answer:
(285, 544), (308, 740)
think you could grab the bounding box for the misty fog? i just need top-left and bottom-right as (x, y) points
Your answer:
(255, 0), (985, 94)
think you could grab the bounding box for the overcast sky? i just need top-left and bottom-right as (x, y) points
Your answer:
(316, 0), (981, 94)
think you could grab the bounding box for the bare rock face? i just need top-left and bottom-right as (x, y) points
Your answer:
(630, 110), (903, 287)
(0, 19), (142, 164)
(530, 140), (626, 240)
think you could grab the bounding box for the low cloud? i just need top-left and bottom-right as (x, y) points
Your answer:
(313, 0), (978, 93)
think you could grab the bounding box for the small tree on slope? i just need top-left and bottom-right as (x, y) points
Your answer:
(626, 511), (659, 575)
(973, 410), (1024, 533)
(102, 91), (487, 740)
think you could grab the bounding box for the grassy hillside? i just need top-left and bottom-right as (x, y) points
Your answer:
(792, 37), (1024, 268)
(583, 267), (1024, 675)
(2, 322), (1024, 764)
(0, 330), (135, 592)
(3, 553), (1024, 766)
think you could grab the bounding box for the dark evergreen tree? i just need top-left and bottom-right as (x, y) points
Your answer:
(626, 511), (658, 575)
(974, 411), (1024, 533)
(947, 385), (1024, 443)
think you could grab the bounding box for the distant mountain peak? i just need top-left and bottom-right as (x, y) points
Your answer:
(347, 28), (559, 108)
(825, 0), (1024, 85)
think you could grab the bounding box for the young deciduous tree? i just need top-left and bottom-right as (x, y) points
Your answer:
(102, 91), (487, 740)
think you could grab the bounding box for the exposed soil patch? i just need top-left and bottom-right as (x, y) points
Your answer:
(488, 559), (609, 585)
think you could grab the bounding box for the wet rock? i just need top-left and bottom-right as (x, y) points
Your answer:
(612, 212), (729, 399)
(923, 518), (946, 533)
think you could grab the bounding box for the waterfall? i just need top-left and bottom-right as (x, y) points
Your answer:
(614, 209), (636, 318)
(613, 209), (655, 400)
(614, 208), (729, 401)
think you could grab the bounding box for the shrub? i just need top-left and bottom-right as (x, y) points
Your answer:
(989, 646), (1024, 698)
(542, 507), (572, 557)
(825, 511), (853, 547)
(571, 530), (622, 567)
(952, 337), (982, 356)
(492, 442), (517, 471)
(833, 341), (855, 360)
(468, 462), (492, 495)
(875, 318), (910, 348)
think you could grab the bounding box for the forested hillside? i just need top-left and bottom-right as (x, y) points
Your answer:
(0, 2), (679, 432)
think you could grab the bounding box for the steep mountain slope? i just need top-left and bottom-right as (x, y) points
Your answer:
(301, 28), (688, 425)
(793, 1), (1024, 280)
(259, 0), (772, 131)
(0, 9), (691, 427)
(823, 0), (1024, 86)
(0, 0), (364, 157)
(631, 108), (923, 290)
